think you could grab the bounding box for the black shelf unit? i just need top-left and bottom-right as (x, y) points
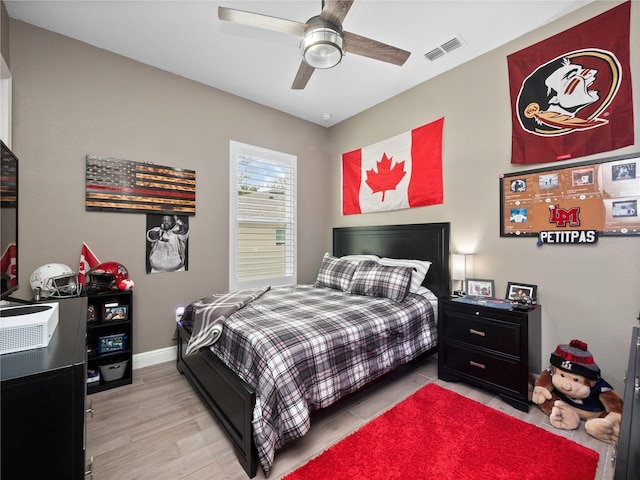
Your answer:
(86, 290), (133, 394)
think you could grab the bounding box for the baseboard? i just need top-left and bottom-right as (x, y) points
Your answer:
(132, 345), (176, 370)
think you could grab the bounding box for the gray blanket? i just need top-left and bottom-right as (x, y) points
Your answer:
(184, 286), (270, 355)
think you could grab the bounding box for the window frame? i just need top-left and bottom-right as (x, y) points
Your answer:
(1, 55), (12, 147)
(229, 141), (297, 291)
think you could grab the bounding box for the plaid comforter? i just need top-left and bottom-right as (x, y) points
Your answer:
(188, 284), (436, 476)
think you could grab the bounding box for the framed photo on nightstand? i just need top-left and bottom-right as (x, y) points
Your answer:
(506, 282), (537, 301)
(465, 278), (495, 297)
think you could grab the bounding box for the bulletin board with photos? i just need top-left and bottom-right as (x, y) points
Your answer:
(500, 153), (640, 237)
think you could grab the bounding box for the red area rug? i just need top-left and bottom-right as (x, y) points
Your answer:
(283, 383), (598, 480)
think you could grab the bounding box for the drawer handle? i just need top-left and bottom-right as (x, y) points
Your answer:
(469, 328), (486, 337)
(470, 360), (486, 369)
(85, 456), (94, 478)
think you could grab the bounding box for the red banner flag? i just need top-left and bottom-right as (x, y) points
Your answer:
(1, 243), (17, 290)
(342, 118), (444, 215)
(508, 1), (633, 164)
(78, 243), (101, 285)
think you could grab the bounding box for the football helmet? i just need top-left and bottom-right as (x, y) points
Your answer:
(30, 263), (81, 298)
(86, 262), (130, 294)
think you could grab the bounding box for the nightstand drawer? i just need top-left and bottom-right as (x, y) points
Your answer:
(442, 343), (521, 393)
(442, 313), (520, 356)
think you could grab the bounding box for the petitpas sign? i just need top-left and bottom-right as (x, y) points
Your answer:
(538, 230), (599, 245)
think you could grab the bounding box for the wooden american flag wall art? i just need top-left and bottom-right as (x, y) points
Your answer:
(85, 155), (196, 215)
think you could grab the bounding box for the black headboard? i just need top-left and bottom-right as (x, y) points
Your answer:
(333, 222), (450, 298)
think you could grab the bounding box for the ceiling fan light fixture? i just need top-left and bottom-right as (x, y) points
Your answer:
(302, 27), (343, 69)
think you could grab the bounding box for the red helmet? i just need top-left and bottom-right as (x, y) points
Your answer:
(86, 262), (132, 294)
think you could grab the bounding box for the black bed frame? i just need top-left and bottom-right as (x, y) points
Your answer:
(176, 222), (450, 477)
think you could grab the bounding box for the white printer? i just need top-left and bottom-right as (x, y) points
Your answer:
(0, 302), (60, 355)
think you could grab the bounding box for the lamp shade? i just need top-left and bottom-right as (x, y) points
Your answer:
(452, 254), (467, 281)
(302, 27), (343, 69)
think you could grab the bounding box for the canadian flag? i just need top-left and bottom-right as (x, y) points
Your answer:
(1, 243), (17, 290)
(342, 118), (444, 215)
(78, 243), (101, 285)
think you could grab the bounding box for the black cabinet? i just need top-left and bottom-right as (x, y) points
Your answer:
(1, 296), (88, 479)
(438, 298), (542, 412)
(86, 290), (133, 394)
(614, 326), (639, 480)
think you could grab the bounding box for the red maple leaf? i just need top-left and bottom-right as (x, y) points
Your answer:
(365, 153), (406, 201)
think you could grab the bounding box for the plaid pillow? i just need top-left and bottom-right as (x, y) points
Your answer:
(378, 258), (432, 293)
(348, 261), (413, 302)
(314, 253), (358, 291)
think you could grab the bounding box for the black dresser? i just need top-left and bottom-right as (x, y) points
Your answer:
(1, 296), (88, 479)
(614, 326), (639, 479)
(438, 297), (542, 412)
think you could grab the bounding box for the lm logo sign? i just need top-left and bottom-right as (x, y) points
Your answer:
(549, 205), (580, 227)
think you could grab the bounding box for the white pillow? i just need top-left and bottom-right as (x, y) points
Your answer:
(416, 286), (439, 323)
(379, 258), (431, 293)
(416, 286), (438, 303)
(340, 254), (380, 263)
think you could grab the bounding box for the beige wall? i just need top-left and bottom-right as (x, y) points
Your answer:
(7, 1), (640, 391)
(1, 1), (8, 64)
(8, 19), (329, 354)
(327, 0), (640, 391)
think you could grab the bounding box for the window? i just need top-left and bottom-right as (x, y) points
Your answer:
(229, 141), (297, 291)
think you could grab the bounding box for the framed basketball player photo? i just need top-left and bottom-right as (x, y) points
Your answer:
(146, 213), (190, 274)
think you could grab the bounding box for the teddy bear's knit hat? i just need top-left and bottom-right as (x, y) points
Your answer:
(550, 339), (601, 380)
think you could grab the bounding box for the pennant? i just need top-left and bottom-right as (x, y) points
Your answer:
(78, 243), (101, 285)
(508, 1), (633, 164)
(342, 118), (444, 215)
(1, 243), (17, 290)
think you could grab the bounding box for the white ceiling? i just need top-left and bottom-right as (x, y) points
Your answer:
(5, 0), (594, 127)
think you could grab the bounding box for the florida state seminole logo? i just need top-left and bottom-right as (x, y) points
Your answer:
(516, 49), (622, 136)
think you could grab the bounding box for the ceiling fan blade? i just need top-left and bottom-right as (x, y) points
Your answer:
(344, 31), (411, 66)
(218, 6), (306, 37)
(291, 61), (316, 90)
(319, 0), (354, 27)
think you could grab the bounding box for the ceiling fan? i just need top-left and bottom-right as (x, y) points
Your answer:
(218, 0), (411, 90)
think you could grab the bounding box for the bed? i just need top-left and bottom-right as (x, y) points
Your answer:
(176, 222), (450, 477)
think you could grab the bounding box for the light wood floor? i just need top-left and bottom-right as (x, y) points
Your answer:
(86, 357), (616, 480)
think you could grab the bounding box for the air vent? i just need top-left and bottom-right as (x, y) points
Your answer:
(424, 35), (465, 62)
(441, 37), (463, 53)
(424, 48), (445, 62)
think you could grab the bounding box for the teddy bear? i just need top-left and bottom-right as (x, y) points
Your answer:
(532, 339), (622, 444)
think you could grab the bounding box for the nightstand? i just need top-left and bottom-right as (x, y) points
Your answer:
(438, 297), (541, 412)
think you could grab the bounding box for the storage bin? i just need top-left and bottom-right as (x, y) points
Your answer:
(99, 359), (129, 382)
